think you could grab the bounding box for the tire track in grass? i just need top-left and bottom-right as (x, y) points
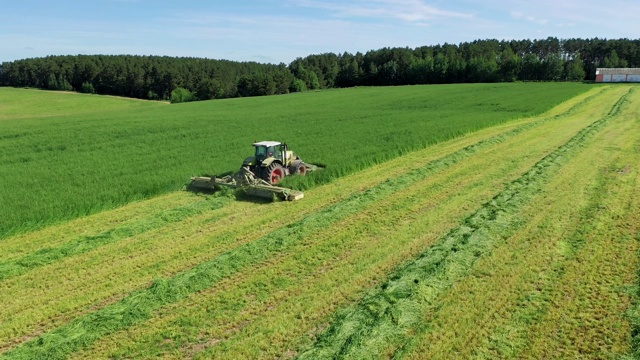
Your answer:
(296, 87), (633, 360)
(1, 89), (611, 360)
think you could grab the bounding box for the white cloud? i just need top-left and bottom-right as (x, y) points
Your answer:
(294, 0), (473, 24)
(1, 0), (639, 64)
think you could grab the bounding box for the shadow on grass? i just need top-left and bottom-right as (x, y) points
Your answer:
(185, 181), (275, 204)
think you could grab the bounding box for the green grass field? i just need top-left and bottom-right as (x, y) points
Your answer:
(0, 83), (590, 238)
(1, 84), (638, 359)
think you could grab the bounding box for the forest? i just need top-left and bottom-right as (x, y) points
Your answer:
(0, 37), (638, 102)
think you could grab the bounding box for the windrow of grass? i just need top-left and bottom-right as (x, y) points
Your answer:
(0, 85), (606, 269)
(5, 114), (546, 351)
(1, 86), (610, 360)
(296, 87), (634, 359)
(0, 86), (608, 351)
(0, 191), (198, 261)
(0, 83), (591, 239)
(399, 89), (640, 359)
(520, 114), (640, 358)
(0, 195), (234, 281)
(75, 86), (625, 359)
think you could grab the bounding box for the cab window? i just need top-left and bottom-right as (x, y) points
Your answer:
(255, 146), (268, 160)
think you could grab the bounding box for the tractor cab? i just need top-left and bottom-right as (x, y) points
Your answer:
(253, 141), (283, 163)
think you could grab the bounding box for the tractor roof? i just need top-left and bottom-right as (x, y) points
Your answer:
(253, 141), (281, 147)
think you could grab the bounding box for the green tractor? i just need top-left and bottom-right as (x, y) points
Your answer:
(189, 140), (320, 200)
(243, 141), (315, 184)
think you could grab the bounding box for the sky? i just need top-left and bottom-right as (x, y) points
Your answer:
(1, 0), (638, 64)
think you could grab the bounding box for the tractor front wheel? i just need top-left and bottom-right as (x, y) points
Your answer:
(264, 163), (285, 185)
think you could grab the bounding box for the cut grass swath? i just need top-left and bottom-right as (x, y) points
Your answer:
(399, 101), (640, 358)
(66, 86), (624, 359)
(2, 88), (607, 360)
(296, 87), (633, 359)
(0, 195), (232, 281)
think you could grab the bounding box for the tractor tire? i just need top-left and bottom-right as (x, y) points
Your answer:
(264, 163), (285, 185)
(290, 161), (307, 176)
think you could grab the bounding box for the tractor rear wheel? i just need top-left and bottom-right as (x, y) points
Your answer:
(264, 163), (285, 185)
(290, 161), (307, 176)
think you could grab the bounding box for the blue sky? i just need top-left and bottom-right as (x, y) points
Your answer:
(1, 0), (638, 64)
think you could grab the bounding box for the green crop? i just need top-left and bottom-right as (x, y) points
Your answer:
(1, 85), (638, 359)
(0, 83), (589, 239)
(297, 88), (633, 359)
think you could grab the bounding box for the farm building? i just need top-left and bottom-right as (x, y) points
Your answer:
(595, 68), (640, 82)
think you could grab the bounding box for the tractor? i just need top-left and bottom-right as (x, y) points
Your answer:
(243, 141), (311, 185)
(189, 141), (320, 201)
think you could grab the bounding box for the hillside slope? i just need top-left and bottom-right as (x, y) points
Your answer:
(1, 85), (637, 359)
(0, 83), (589, 238)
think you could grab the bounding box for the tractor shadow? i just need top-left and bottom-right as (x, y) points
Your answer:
(185, 183), (276, 204)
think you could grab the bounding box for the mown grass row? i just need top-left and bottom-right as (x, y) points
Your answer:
(0, 191), (198, 261)
(520, 133), (639, 357)
(2, 136), (481, 359)
(2, 87), (605, 360)
(63, 87), (625, 358)
(0, 86), (605, 271)
(296, 87), (633, 359)
(67, 86), (611, 359)
(0, 195), (232, 281)
(397, 95), (639, 358)
(0, 84), (591, 239)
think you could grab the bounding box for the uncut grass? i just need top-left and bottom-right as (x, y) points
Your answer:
(400, 90), (639, 359)
(65, 87), (617, 359)
(0, 83), (591, 239)
(0, 88), (162, 121)
(295, 86), (633, 359)
(1, 86), (608, 356)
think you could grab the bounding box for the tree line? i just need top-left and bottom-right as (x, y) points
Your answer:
(0, 37), (638, 102)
